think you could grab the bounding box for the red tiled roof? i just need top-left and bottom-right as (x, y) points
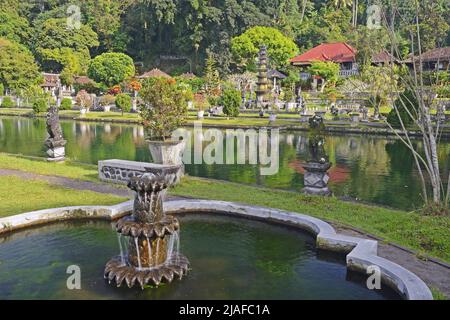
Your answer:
(290, 42), (357, 65)
(372, 50), (401, 64)
(73, 76), (93, 85)
(137, 68), (172, 79)
(414, 47), (450, 62)
(179, 72), (197, 79)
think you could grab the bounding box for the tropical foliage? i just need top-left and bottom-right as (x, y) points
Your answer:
(139, 78), (190, 140)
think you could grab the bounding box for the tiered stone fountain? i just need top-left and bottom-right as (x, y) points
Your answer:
(104, 167), (189, 289)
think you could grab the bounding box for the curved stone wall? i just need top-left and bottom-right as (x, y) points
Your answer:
(0, 199), (433, 300)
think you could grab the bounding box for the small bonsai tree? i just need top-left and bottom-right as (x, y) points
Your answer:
(32, 98), (48, 113)
(139, 77), (190, 141)
(99, 94), (116, 107)
(1, 96), (14, 108)
(194, 93), (210, 111)
(115, 93), (132, 115)
(220, 89), (241, 117)
(60, 98), (73, 110)
(76, 90), (93, 112)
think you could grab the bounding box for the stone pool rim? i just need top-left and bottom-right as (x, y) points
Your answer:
(0, 199), (433, 300)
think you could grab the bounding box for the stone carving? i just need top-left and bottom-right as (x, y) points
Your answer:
(104, 167), (189, 289)
(45, 106), (66, 162)
(302, 114), (332, 196)
(98, 160), (183, 185)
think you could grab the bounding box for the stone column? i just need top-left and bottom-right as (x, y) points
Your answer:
(302, 162), (332, 196)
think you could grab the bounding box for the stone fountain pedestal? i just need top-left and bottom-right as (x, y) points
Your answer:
(104, 168), (189, 289)
(302, 161), (332, 196)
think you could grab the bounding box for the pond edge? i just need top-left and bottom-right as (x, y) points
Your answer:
(0, 199), (433, 300)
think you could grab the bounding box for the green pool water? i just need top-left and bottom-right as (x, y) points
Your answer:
(1, 116), (447, 210)
(0, 214), (400, 300)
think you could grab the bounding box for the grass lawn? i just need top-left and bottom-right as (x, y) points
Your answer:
(0, 153), (99, 182)
(0, 175), (126, 218)
(0, 153), (448, 263)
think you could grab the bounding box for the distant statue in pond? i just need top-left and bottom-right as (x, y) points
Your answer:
(307, 115), (328, 163)
(45, 105), (66, 162)
(302, 114), (332, 196)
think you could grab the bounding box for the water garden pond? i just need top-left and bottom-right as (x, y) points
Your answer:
(0, 214), (400, 300)
(1, 116), (449, 210)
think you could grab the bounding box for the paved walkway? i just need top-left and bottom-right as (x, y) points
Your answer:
(1, 168), (449, 298)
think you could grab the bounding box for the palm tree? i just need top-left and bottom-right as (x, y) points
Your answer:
(331, 0), (358, 27)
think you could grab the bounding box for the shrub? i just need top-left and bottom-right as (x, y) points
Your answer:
(1, 96), (14, 108)
(108, 85), (122, 95)
(115, 93), (132, 114)
(60, 98), (73, 110)
(99, 94), (116, 107)
(32, 98), (48, 113)
(139, 77), (190, 140)
(387, 90), (417, 128)
(0, 83), (4, 96)
(74, 81), (104, 95)
(207, 95), (220, 107)
(436, 86), (450, 99)
(220, 89), (241, 117)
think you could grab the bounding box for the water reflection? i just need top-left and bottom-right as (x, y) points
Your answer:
(1, 116), (449, 210)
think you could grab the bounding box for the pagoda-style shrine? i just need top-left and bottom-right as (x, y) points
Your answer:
(255, 45), (270, 109)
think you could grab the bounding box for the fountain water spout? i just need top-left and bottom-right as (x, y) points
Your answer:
(104, 167), (190, 289)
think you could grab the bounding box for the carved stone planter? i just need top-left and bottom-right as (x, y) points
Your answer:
(302, 161), (332, 196)
(197, 110), (204, 119)
(148, 140), (185, 166)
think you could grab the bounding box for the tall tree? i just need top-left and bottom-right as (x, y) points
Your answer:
(231, 26), (298, 71)
(0, 38), (42, 92)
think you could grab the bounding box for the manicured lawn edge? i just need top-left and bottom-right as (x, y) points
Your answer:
(0, 175), (126, 217)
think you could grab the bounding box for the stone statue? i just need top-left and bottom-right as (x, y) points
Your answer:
(45, 106), (66, 162)
(307, 115), (328, 163)
(302, 114), (332, 196)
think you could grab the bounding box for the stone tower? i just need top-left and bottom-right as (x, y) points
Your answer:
(255, 45), (270, 109)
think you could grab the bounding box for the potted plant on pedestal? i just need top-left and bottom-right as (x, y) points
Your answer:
(139, 77), (191, 165)
(75, 90), (93, 115)
(194, 93), (209, 119)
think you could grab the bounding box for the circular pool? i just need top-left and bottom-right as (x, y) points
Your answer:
(0, 214), (399, 300)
